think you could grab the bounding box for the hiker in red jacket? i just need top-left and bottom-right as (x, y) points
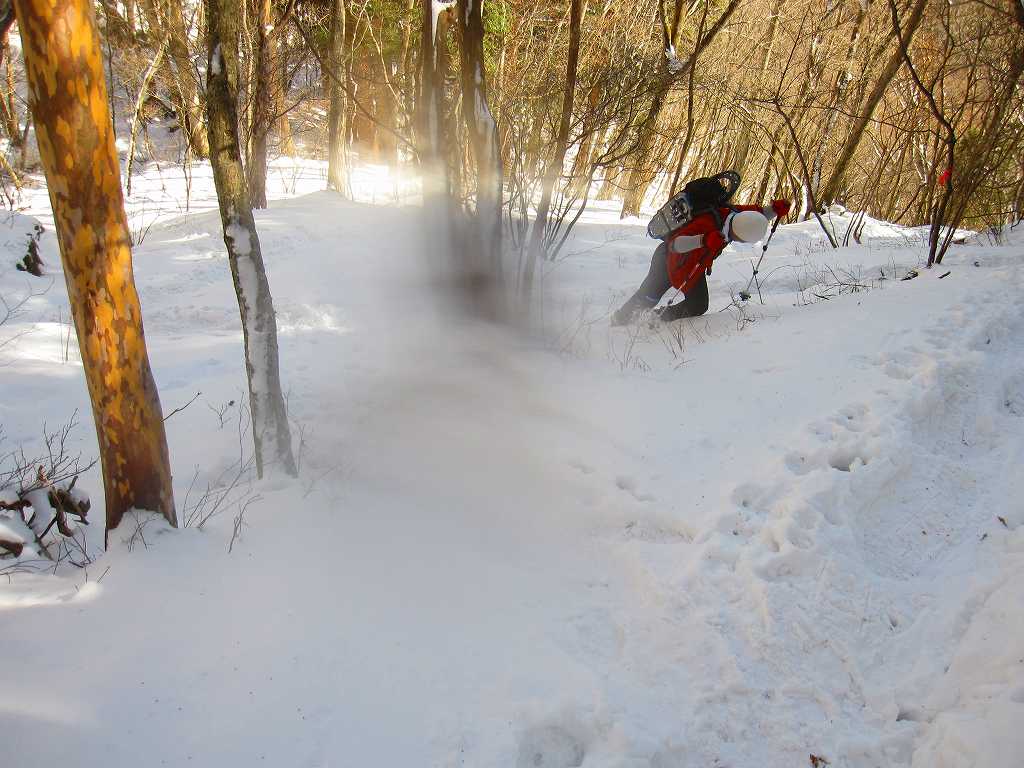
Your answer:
(612, 198), (791, 325)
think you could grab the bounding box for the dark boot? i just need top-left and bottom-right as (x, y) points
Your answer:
(658, 276), (709, 321)
(612, 295), (658, 326)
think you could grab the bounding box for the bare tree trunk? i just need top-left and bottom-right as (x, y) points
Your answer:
(569, 83), (602, 196)
(457, 0), (503, 277)
(808, 2), (869, 206)
(943, 1), (1024, 235)
(521, 0), (585, 296)
(205, 0), (297, 478)
(434, 11), (462, 201)
(417, 0), (454, 204)
(0, 34), (20, 147)
(818, 0), (928, 206)
(140, 0), (210, 158)
(777, 99), (836, 246)
(275, 34), (295, 157)
(730, 11), (779, 178)
(126, 37), (169, 196)
(619, 0), (741, 218)
(398, 0), (417, 156)
(888, 0), (955, 265)
(125, 0), (136, 35)
(247, 0), (274, 209)
(327, 0), (350, 194)
(14, 0), (177, 542)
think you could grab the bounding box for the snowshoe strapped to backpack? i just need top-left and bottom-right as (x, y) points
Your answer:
(646, 170), (741, 240)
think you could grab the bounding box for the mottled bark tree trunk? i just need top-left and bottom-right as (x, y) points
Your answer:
(14, 0), (176, 542)
(327, 0), (350, 194)
(205, 0), (297, 478)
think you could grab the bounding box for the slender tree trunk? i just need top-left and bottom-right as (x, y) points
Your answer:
(143, 0), (210, 158)
(457, 0), (503, 277)
(521, 0), (585, 296)
(275, 35), (295, 157)
(618, 84), (670, 218)
(14, 0), (176, 542)
(943, 4), (1024, 236)
(205, 0), (297, 478)
(327, 0), (350, 194)
(126, 37), (169, 196)
(818, 0), (928, 206)
(569, 83), (602, 196)
(0, 36), (20, 147)
(434, 11), (462, 200)
(731, 11), (779, 177)
(808, 3), (869, 205)
(888, 0), (955, 265)
(596, 161), (624, 201)
(417, 0), (453, 201)
(619, 0), (740, 218)
(399, 0), (417, 155)
(247, 0), (274, 209)
(166, 0), (208, 159)
(777, 99), (837, 246)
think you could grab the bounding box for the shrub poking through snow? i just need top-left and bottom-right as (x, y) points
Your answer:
(0, 418), (95, 569)
(14, 223), (45, 277)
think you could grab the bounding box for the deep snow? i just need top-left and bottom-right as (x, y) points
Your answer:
(1, 160), (1023, 768)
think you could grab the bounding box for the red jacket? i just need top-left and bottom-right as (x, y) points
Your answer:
(666, 204), (765, 292)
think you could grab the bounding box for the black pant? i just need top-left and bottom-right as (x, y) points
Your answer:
(618, 242), (710, 320)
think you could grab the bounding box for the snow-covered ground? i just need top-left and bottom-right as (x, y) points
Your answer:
(1, 160), (1022, 768)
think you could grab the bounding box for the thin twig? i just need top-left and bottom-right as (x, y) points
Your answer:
(163, 391), (202, 422)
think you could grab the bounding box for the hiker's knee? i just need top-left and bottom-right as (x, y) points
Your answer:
(688, 292), (709, 316)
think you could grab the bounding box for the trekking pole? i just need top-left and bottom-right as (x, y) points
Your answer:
(739, 216), (782, 302)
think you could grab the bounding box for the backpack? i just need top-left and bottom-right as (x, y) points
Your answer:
(646, 170), (741, 240)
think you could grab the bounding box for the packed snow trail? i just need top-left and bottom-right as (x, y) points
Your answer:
(1, 175), (1022, 767)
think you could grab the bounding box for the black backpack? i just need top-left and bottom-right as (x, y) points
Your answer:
(647, 170), (741, 240)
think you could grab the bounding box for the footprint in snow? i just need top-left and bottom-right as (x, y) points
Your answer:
(1002, 371), (1024, 416)
(516, 724), (585, 768)
(833, 402), (870, 432)
(754, 548), (818, 583)
(623, 519), (692, 544)
(784, 451), (815, 476)
(568, 459), (595, 475)
(730, 482), (772, 513)
(883, 361), (914, 381)
(616, 475), (655, 502)
(828, 445), (870, 472)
